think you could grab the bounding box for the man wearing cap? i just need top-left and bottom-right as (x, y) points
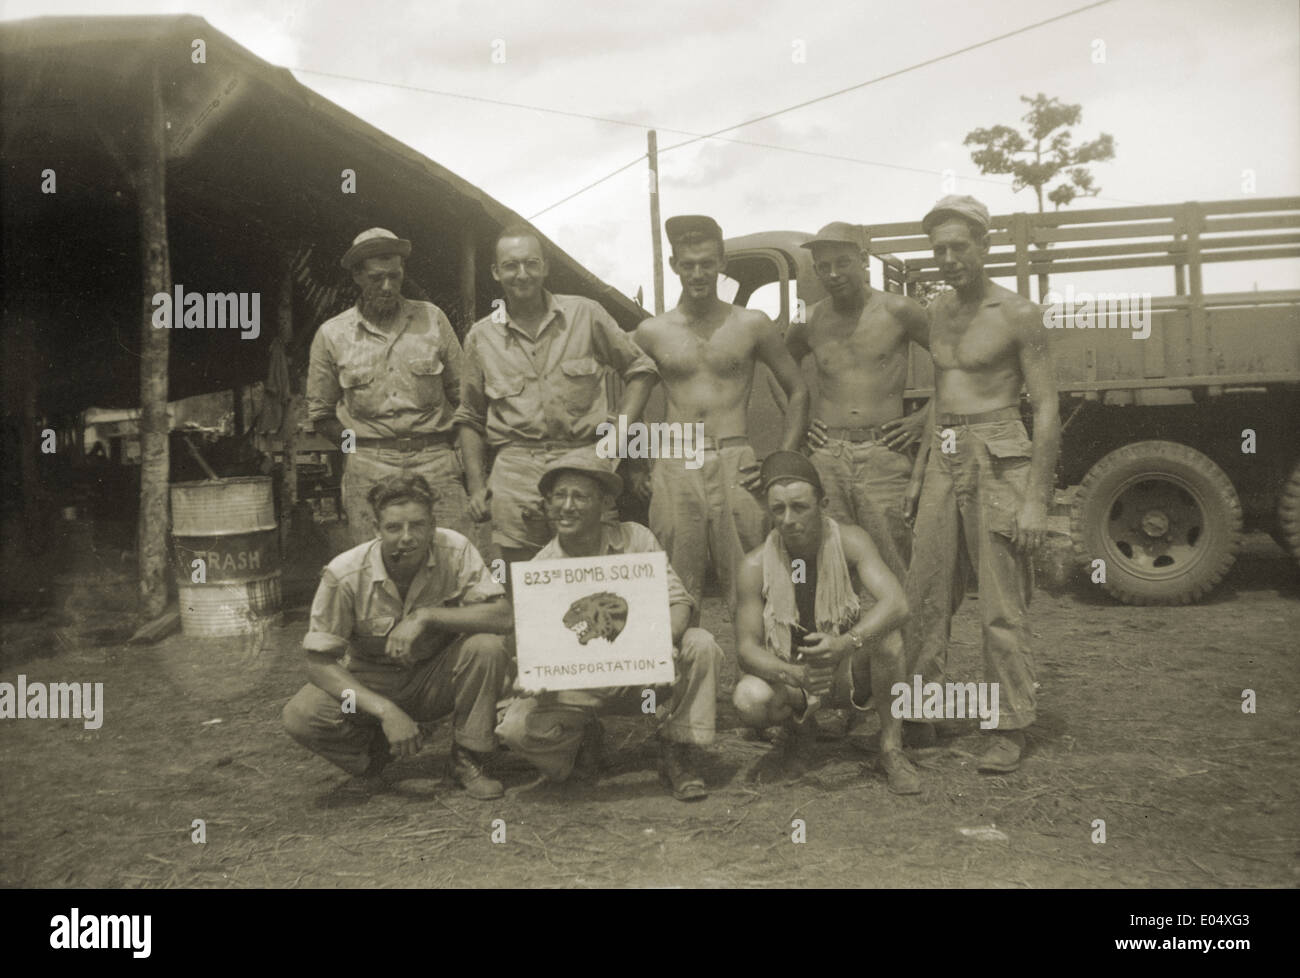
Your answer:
(903, 195), (1060, 773)
(731, 451), (920, 794)
(632, 214), (810, 614)
(495, 448), (722, 801)
(455, 224), (658, 570)
(307, 228), (475, 547)
(787, 221), (931, 577)
(281, 473), (513, 800)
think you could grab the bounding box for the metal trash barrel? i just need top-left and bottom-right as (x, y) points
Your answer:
(171, 476), (282, 636)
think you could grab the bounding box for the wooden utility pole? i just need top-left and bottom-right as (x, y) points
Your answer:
(136, 63), (172, 619)
(647, 130), (665, 315)
(459, 223), (477, 332)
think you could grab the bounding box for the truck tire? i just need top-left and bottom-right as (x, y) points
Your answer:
(1277, 460), (1300, 565)
(1070, 440), (1242, 605)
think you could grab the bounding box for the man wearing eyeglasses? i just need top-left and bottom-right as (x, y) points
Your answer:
(454, 224), (658, 572)
(495, 448), (721, 801)
(632, 215), (810, 616)
(785, 222), (931, 578)
(308, 228), (475, 546)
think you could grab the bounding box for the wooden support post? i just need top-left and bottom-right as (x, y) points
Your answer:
(459, 223), (477, 332)
(136, 64), (172, 620)
(231, 384), (244, 435)
(18, 322), (42, 548)
(1011, 213), (1031, 299)
(648, 130), (665, 315)
(278, 260), (297, 552)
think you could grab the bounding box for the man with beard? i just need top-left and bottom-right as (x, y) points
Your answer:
(903, 196), (1060, 772)
(786, 222), (931, 578)
(455, 224), (658, 570)
(632, 215), (809, 615)
(281, 473), (513, 800)
(731, 451), (920, 794)
(495, 449), (722, 801)
(308, 228), (475, 546)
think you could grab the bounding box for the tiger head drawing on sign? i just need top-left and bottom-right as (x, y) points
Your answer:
(563, 591), (629, 645)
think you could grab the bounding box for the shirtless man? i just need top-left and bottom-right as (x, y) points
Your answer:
(633, 215), (810, 614)
(786, 222), (931, 577)
(902, 195), (1060, 773)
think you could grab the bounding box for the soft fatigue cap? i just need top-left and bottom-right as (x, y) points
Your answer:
(538, 446), (624, 499)
(760, 450), (825, 497)
(921, 195), (991, 235)
(664, 215), (723, 246)
(801, 221), (866, 252)
(341, 227), (412, 270)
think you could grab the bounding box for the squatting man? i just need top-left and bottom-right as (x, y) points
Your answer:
(282, 473), (513, 800)
(496, 449), (724, 801)
(731, 450), (922, 795)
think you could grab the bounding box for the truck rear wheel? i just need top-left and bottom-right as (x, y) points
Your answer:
(1277, 460), (1300, 565)
(1070, 441), (1242, 605)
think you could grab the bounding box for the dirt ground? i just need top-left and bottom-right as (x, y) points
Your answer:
(2, 524), (1297, 889)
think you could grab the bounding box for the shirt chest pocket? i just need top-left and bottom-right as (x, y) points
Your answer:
(484, 375), (525, 401)
(557, 357), (603, 415)
(408, 355), (446, 408)
(339, 362), (381, 417)
(351, 614), (396, 658)
(340, 364), (377, 389)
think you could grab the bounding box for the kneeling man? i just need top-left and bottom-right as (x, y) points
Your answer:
(282, 473), (513, 800)
(496, 448), (722, 801)
(732, 451), (921, 794)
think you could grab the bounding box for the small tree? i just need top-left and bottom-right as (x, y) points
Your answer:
(965, 93), (1115, 296)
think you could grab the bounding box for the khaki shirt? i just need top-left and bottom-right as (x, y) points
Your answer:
(306, 298), (463, 439)
(304, 529), (504, 665)
(453, 291), (656, 446)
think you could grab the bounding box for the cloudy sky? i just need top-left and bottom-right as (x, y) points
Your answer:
(6, 0), (1299, 303)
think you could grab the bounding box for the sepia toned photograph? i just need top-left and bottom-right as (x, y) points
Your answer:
(1, 0), (1296, 926)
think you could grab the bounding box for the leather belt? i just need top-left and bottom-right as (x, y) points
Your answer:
(355, 433), (454, 451)
(824, 424), (891, 443)
(935, 405), (1021, 426)
(699, 436), (750, 450)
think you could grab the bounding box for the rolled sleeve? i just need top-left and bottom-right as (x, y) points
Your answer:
(594, 307), (657, 380)
(455, 539), (507, 606)
(305, 328), (342, 425)
(303, 569), (352, 656)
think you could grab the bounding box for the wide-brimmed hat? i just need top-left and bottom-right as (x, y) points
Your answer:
(341, 227), (412, 270)
(538, 447), (623, 498)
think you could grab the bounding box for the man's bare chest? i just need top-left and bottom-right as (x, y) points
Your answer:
(932, 312), (1016, 371)
(808, 310), (903, 370)
(654, 324), (755, 381)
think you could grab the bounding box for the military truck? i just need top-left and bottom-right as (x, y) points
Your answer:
(725, 196), (1300, 605)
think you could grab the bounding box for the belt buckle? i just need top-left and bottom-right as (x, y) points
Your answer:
(394, 437), (414, 452)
